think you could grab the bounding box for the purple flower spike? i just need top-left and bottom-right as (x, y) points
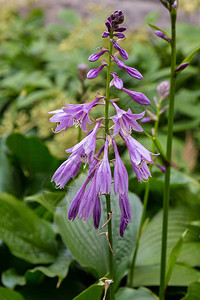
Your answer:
(154, 31), (171, 43)
(96, 135), (111, 195)
(121, 87), (151, 105)
(113, 42), (128, 60)
(119, 194), (131, 237)
(89, 50), (108, 62)
(111, 102), (145, 136)
(102, 31), (110, 38)
(112, 56), (143, 79)
(114, 32), (125, 39)
(110, 72), (123, 89)
(87, 64), (107, 79)
(112, 138), (128, 195)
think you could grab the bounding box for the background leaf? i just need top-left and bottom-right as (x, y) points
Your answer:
(73, 283), (104, 300)
(0, 193), (58, 263)
(182, 282), (200, 300)
(1, 268), (26, 289)
(115, 287), (158, 300)
(0, 287), (25, 300)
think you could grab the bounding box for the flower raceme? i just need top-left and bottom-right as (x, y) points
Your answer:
(49, 9), (158, 236)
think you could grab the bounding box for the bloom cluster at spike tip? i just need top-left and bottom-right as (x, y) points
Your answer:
(49, 10), (158, 237)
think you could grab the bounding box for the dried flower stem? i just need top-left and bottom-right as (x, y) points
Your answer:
(159, 5), (176, 300)
(105, 30), (115, 300)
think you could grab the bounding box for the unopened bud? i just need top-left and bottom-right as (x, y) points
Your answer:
(175, 62), (189, 73)
(154, 31), (171, 43)
(157, 81), (170, 100)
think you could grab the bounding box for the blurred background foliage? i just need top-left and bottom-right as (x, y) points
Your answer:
(0, 1), (200, 299)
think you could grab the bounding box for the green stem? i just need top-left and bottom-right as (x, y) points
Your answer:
(159, 7), (176, 300)
(105, 32), (114, 300)
(128, 96), (163, 287)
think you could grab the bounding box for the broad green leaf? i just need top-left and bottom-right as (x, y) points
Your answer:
(1, 268), (26, 289)
(165, 230), (188, 288)
(0, 287), (25, 300)
(0, 137), (24, 196)
(54, 175), (142, 287)
(25, 190), (66, 213)
(29, 247), (72, 286)
(73, 283), (104, 300)
(182, 282), (200, 300)
(134, 264), (200, 287)
(115, 287), (158, 300)
(176, 47), (200, 74)
(133, 206), (200, 286)
(16, 90), (53, 109)
(6, 133), (58, 176)
(0, 193), (57, 263)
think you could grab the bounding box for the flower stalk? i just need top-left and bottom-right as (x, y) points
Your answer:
(159, 5), (176, 300)
(105, 31), (115, 300)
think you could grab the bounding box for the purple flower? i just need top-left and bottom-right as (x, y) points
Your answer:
(119, 194), (131, 237)
(51, 121), (101, 188)
(157, 81), (170, 100)
(121, 88), (151, 105)
(121, 133), (156, 182)
(112, 56), (143, 79)
(112, 138), (128, 195)
(68, 180), (89, 220)
(173, 0), (178, 8)
(110, 72), (123, 89)
(49, 97), (103, 133)
(111, 102), (145, 136)
(115, 27), (126, 32)
(113, 32), (125, 39)
(140, 117), (152, 123)
(87, 63), (107, 79)
(102, 31), (110, 38)
(77, 173), (101, 229)
(89, 49), (108, 62)
(175, 62), (189, 73)
(51, 153), (82, 189)
(113, 42), (128, 60)
(96, 135), (111, 195)
(154, 31), (171, 43)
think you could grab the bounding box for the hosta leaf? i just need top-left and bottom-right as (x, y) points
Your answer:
(29, 247), (72, 286)
(73, 283), (104, 300)
(133, 205), (200, 286)
(54, 175), (142, 287)
(0, 287), (25, 300)
(115, 287), (158, 300)
(182, 282), (200, 300)
(1, 268), (26, 289)
(0, 193), (57, 263)
(6, 133), (58, 176)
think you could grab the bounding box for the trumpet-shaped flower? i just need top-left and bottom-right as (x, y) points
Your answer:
(96, 136), (111, 195)
(111, 56), (143, 79)
(121, 133), (156, 182)
(119, 194), (131, 237)
(51, 121), (101, 188)
(49, 97), (103, 133)
(111, 102), (145, 136)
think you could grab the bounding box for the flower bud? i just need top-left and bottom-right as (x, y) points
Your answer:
(175, 62), (189, 73)
(78, 64), (88, 82)
(157, 81), (170, 100)
(154, 30), (171, 43)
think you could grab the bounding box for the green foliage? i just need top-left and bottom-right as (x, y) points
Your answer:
(0, 287), (25, 300)
(115, 287), (158, 300)
(0, 193), (58, 263)
(73, 283), (104, 300)
(182, 282), (200, 300)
